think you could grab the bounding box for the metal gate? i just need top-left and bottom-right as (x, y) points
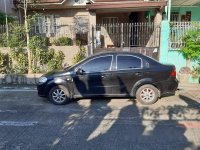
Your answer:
(92, 22), (160, 60)
(94, 22), (160, 48)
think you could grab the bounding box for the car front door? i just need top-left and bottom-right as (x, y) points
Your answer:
(73, 55), (113, 97)
(112, 54), (143, 95)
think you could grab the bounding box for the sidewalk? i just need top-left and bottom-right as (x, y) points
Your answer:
(178, 83), (200, 100)
(0, 84), (37, 90)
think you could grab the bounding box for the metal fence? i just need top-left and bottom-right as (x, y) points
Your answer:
(0, 24), (6, 34)
(94, 22), (160, 48)
(29, 23), (76, 42)
(170, 21), (200, 50)
(0, 23), (89, 45)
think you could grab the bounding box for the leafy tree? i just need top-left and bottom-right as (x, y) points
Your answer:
(14, 0), (37, 73)
(181, 28), (200, 67)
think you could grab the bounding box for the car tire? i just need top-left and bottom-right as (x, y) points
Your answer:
(49, 85), (70, 105)
(136, 84), (159, 105)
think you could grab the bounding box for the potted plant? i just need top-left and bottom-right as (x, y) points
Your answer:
(191, 60), (200, 83)
(177, 67), (191, 83)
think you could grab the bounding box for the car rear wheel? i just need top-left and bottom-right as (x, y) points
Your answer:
(49, 85), (70, 105)
(136, 84), (159, 105)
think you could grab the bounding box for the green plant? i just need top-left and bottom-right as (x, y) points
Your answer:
(10, 48), (28, 74)
(181, 29), (200, 67)
(7, 23), (26, 48)
(0, 33), (8, 47)
(72, 42), (86, 64)
(52, 37), (73, 46)
(191, 60), (200, 79)
(29, 35), (48, 73)
(0, 51), (10, 73)
(47, 50), (65, 71)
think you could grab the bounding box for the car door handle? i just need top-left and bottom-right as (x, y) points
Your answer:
(101, 74), (111, 78)
(135, 72), (142, 76)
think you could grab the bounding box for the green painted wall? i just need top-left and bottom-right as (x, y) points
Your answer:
(160, 20), (199, 83)
(171, 7), (200, 21)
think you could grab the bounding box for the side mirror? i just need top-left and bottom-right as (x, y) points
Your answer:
(76, 68), (85, 75)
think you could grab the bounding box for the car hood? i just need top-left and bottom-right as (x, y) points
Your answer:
(44, 69), (71, 78)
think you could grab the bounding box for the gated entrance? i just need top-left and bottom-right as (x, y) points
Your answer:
(92, 22), (161, 60)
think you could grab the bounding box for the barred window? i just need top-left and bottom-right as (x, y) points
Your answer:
(32, 15), (60, 36)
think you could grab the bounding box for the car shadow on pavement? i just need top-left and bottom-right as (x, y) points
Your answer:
(49, 95), (200, 150)
(48, 74), (199, 150)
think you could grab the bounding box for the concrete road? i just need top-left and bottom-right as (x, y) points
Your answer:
(0, 89), (200, 150)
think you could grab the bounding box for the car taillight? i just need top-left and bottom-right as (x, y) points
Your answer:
(170, 66), (176, 77)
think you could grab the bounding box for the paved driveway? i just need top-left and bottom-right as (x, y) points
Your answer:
(0, 89), (200, 150)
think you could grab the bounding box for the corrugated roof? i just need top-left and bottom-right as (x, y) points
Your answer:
(86, 1), (167, 10)
(172, 0), (200, 6)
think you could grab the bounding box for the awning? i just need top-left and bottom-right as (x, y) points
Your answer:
(172, 0), (200, 6)
(86, 1), (167, 10)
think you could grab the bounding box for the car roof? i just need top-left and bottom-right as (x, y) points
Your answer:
(92, 51), (145, 57)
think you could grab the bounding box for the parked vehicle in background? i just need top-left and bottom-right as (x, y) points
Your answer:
(37, 52), (178, 105)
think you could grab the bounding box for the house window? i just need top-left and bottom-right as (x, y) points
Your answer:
(33, 15), (60, 36)
(171, 12), (180, 22)
(171, 11), (192, 22)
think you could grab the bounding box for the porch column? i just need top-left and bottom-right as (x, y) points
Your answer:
(154, 9), (162, 26)
(88, 11), (96, 56)
(159, 20), (170, 63)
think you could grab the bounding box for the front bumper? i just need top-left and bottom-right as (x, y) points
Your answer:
(37, 83), (47, 97)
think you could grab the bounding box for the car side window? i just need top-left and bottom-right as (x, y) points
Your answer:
(80, 56), (112, 73)
(117, 55), (142, 70)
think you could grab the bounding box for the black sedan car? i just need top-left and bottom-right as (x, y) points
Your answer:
(37, 52), (178, 105)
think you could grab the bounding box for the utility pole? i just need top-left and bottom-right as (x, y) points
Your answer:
(167, 0), (171, 21)
(3, 0), (9, 37)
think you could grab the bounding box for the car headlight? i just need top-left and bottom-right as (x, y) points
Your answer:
(38, 77), (47, 83)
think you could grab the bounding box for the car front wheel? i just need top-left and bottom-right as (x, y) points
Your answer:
(136, 84), (159, 105)
(49, 85), (70, 105)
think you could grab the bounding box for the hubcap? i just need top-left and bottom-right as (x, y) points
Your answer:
(140, 88), (155, 102)
(52, 89), (66, 103)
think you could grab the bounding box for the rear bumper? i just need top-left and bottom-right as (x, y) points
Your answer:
(155, 78), (178, 97)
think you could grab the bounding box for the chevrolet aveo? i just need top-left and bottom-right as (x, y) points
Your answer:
(37, 52), (178, 105)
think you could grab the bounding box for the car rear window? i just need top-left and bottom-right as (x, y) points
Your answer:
(117, 55), (142, 70)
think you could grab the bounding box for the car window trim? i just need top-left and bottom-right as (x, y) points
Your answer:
(75, 55), (113, 73)
(116, 54), (143, 70)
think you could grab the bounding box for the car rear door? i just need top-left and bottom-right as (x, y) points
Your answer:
(112, 54), (144, 95)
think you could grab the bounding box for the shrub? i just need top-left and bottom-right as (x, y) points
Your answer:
(7, 23), (26, 48)
(0, 51), (10, 73)
(181, 29), (200, 67)
(52, 37), (73, 46)
(73, 42), (86, 64)
(191, 60), (200, 78)
(47, 50), (65, 71)
(10, 48), (28, 74)
(0, 33), (7, 47)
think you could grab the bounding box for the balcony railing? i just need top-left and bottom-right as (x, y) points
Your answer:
(170, 21), (200, 50)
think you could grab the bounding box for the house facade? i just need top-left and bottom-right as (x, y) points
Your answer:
(160, 0), (200, 83)
(0, 0), (18, 16)
(13, 0), (166, 49)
